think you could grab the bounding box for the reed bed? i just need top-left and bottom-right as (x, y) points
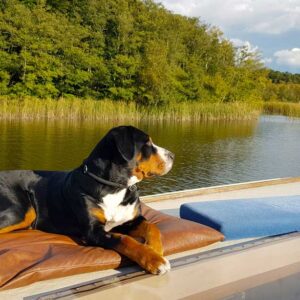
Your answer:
(263, 102), (300, 118)
(0, 97), (262, 121)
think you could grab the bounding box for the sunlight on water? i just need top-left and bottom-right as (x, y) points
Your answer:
(0, 116), (300, 195)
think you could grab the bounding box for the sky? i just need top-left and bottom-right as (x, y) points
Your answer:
(157, 0), (300, 73)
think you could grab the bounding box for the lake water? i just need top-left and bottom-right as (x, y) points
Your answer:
(0, 115), (300, 195)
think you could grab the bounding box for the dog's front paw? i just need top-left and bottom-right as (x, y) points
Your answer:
(157, 257), (171, 275)
(143, 253), (171, 275)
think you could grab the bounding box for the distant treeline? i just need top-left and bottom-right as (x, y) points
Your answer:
(0, 0), (299, 105)
(269, 70), (300, 84)
(265, 71), (300, 102)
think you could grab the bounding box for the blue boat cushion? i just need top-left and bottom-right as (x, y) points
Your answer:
(180, 196), (300, 240)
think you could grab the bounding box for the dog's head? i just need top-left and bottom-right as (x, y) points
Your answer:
(87, 126), (174, 186)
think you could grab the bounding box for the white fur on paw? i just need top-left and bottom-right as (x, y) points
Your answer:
(157, 257), (171, 275)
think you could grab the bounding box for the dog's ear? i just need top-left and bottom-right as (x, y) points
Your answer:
(112, 126), (135, 162)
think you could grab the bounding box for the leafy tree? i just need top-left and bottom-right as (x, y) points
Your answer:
(0, 0), (298, 104)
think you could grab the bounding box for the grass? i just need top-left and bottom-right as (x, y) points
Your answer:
(263, 101), (300, 118)
(0, 96), (263, 121)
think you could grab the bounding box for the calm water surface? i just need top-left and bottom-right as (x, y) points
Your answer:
(0, 115), (300, 195)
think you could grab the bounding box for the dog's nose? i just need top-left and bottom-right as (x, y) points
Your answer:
(168, 151), (175, 160)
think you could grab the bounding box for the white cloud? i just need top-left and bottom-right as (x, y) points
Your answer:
(230, 38), (258, 52)
(159, 0), (300, 71)
(230, 38), (269, 63)
(274, 48), (300, 67)
(262, 57), (273, 64)
(230, 38), (274, 66)
(159, 0), (300, 35)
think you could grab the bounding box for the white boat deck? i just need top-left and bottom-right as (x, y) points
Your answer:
(1, 178), (300, 299)
(144, 177), (300, 215)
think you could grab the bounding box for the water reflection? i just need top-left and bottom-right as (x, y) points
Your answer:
(0, 116), (299, 195)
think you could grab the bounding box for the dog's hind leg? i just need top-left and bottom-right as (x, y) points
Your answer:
(0, 183), (37, 234)
(0, 195), (36, 235)
(0, 207), (36, 234)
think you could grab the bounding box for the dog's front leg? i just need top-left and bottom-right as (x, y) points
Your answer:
(86, 223), (170, 275)
(129, 220), (164, 256)
(113, 232), (170, 274)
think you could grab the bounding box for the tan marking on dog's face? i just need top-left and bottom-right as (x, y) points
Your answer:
(133, 152), (166, 180)
(131, 137), (174, 181)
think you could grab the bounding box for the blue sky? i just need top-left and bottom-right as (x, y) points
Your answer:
(157, 0), (300, 73)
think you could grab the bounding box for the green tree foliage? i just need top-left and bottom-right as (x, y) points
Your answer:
(269, 70), (300, 84)
(264, 71), (300, 102)
(0, 0), (298, 104)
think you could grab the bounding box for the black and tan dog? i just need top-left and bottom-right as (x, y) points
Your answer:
(0, 126), (174, 274)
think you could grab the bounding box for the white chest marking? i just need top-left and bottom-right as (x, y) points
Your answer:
(100, 189), (136, 232)
(128, 175), (141, 186)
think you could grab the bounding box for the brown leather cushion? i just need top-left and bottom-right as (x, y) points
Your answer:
(141, 204), (224, 256)
(0, 204), (223, 290)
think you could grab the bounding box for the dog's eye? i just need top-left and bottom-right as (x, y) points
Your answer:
(141, 143), (153, 158)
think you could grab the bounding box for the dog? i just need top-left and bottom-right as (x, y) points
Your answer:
(0, 126), (174, 274)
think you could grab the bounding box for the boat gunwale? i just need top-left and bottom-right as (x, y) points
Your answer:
(141, 177), (300, 203)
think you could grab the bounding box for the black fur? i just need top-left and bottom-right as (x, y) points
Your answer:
(0, 126), (153, 249)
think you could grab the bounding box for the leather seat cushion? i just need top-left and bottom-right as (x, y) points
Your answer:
(0, 204), (224, 290)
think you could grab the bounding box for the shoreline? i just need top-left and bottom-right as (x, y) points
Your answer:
(0, 97), (299, 121)
(0, 97), (262, 121)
